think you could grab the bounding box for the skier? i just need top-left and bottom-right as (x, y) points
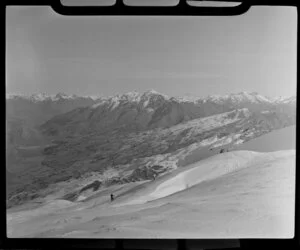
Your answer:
(110, 193), (114, 202)
(153, 173), (157, 181)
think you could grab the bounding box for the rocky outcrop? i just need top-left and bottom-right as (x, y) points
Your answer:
(7, 191), (39, 208)
(125, 165), (165, 182)
(79, 180), (102, 193)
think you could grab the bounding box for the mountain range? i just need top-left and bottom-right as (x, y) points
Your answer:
(5, 90), (296, 208)
(7, 90), (296, 139)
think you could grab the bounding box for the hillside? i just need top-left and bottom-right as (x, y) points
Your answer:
(6, 93), (101, 147)
(7, 149), (295, 238)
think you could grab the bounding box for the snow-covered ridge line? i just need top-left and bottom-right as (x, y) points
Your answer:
(6, 93), (103, 102)
(90, 90), (170, 109)
(272, 95), (296, 104)
(6, 90), (296, 105)
(203, 92), (273, 104)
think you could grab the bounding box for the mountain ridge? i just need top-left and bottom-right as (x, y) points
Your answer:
(6, 90), (296, 105)
(38, 90), (296, 137)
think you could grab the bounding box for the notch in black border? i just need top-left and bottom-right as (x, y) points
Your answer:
(49, 0), (251, 16)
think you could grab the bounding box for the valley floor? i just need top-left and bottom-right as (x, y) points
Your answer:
(7, 149), (295, 238)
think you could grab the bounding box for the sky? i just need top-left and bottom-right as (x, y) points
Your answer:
(6, 5), (297, 98)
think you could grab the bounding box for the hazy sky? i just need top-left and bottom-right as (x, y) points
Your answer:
(6, 5), (297, 98)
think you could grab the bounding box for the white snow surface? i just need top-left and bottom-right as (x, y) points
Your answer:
(123, 151), (262, 204)
(7, 149), (295, 238)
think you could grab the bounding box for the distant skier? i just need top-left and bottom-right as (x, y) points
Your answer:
(220, 149), (225, 154)
(110, 193), (114, 202)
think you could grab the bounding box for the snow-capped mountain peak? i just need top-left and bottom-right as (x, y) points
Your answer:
(6, 90), (295, 108)
(283, 96), (296, 103)
(6, 92), (100, 102)
(54, 92), (76, 100)
(227, 92), (272, 103)
(140, 89), (170, 101)
(28, 93), (53, 102)
(203, 94), (226, 103)
(142, 89), (169, 100)
(203, 91), (273, 104)
(143, 89), (167, 97)
(83, 95), (103, 101)
(6, 93), (29, 100)
(272, 95), (296, 104)
(121, 91), (142, 102)
(171, 96), (200, 104)
(90, 90), (170, 110)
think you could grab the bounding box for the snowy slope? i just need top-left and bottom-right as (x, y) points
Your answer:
(233, 125), (296, 152)
(7, 149), (295, 238)
(117, 150), (292, 205)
